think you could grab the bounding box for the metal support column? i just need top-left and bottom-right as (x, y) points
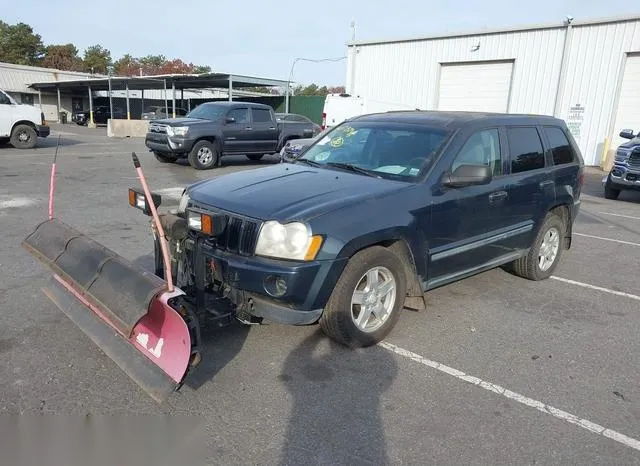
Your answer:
(126, 82), (131, 120)
(228, 76), (233, 102)
(181, 88), (184, 110)
(108, 76), (113, 120)
(164, 80), (168, 119)
(88, 86), (95, 128)
(141, 89), (145, 117)
(56, 87), (61, 123)
(172, 81), (176, 118)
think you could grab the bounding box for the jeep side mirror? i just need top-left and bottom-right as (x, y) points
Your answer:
(443, 164), (492, 188)
(225, 117), (236, 124)
(619, 129), (635, 139)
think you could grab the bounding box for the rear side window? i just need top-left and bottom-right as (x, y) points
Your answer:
(507, 127), (545, 173)
(252, 108), (272, 123)
(544, 126), (575, 165)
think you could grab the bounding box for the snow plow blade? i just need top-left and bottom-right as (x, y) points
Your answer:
(22, 218), (192, 403)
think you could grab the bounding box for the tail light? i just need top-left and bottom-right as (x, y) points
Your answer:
(321, 112), (326, 130)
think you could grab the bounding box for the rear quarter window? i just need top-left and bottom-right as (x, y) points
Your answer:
(506, 127), (546, 173)
(544, 126), (576, 165)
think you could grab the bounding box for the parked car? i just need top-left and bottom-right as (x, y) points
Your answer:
(144, 101), (318, 169)
(142, 106), (189, 120)
(137, 110), (584, 349)
(0, 88), (50, 149)
(73, 105), (126, 125)
(602, 128), (640, 199)
(275, 112), (322, 134)
(279, 127), (331, 162)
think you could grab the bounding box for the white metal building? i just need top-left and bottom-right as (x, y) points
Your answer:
(346, 15), (640, 166)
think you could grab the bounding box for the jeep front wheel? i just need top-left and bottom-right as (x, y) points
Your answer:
(604, 179), (620, 200)
(511, 212), (565, 281)
(320, 246), (406, 347)
(10, 124), (37, 149)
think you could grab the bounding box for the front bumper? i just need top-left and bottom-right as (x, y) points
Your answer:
(605, 165), (640, 190)
(145, 133), (194, 155)
(36, 125), (50, 138)
(174, 234), (346, 326)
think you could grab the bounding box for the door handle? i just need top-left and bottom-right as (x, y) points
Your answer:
(269, 127), (276, 130)
(539, 180), (554, 189)
(244, 127), (253, 130)
(489, 190), (508, 203)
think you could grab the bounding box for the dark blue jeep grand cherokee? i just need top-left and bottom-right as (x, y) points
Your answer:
(147, 111), (584, 348)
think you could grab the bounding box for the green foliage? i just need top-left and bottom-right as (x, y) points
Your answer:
(0, 20), (45, 65)
(292, 84), (346, 96)
(83, 44), (112, 74)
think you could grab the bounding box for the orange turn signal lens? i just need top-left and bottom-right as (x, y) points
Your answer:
(128, 189), (136, 207)
(304, 235), (324, 261)
(201, 214), (213, 235)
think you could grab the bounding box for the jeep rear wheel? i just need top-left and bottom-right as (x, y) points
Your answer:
(319, 246), (406, 348)
(10, 124), (37, 149)
(511, 212), (565, 281)
(188, 140), (219, 170)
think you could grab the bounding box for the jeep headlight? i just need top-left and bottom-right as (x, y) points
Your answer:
(167, 126), (189, 137)
(255, 221), (323, 261)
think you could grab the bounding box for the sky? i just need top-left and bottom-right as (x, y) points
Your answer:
(1, 0), (639, 87)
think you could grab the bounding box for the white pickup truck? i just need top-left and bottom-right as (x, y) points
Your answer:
(0, 89), (50, 149)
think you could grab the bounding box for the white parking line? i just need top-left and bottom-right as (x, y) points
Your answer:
(551, 276), (640, 302)
(595, 211), (640, 221)
(573, 232), (640, 247)
(379, 341), (640, 452)
(0, 198), (37, 209)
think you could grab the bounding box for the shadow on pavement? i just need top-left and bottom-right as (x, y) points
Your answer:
(278, 330), (397, 465)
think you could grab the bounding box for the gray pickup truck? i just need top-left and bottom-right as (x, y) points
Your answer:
(145, 101), (319, 169)
(603, 128), (640, 199)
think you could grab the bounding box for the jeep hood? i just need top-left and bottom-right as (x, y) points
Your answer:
(186, 163), (411, 222)
(619, 137), (640, 150)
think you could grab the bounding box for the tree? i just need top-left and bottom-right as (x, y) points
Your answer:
(41, 44), (83, 71)
(83, 44), (112, 74)
(193, 64), (211, 74)
(113, 54), (141, 76)
(291, 83), (345, 96)
(0, 21), (45, 65)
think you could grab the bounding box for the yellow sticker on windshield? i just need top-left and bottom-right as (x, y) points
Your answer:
(330, 136), (344, 147)
(342, 126), (356, 137)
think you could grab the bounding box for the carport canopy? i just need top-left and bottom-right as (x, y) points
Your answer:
(28, 72), (289, 123)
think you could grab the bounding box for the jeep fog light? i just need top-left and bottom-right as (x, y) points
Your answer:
(264, 275), (287, 297)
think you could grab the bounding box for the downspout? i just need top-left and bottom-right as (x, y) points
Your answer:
(553, 18), (573, 117)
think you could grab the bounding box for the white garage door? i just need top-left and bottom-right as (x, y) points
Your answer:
(611, 54), (640, 148)
(438, 61), (514, 113)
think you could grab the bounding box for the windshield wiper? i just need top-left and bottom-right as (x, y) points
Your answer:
(295, 158), (322, 167)
(325, 162), (380, 178)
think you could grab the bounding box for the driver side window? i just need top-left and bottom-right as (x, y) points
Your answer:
(451, 128), (502, 176)
(228, 108), (249, 124)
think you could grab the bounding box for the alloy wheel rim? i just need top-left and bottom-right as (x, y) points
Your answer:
(197, 147), (213, 165)
(538, 227), (560, 271)
(350, 266), (397, 333)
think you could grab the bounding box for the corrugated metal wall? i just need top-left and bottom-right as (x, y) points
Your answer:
(348, 18), (640, 165)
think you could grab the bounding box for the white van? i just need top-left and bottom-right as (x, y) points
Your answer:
(321, 93), (419, 129)
(0, 89), (50, 149)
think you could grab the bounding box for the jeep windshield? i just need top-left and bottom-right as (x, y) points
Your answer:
(186, 104), (227, 121)
(297, 121), (450, 181)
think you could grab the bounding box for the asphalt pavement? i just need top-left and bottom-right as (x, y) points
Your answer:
(1, 124), (639, 465)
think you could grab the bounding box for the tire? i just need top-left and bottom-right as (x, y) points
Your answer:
(154, 152), (176, 163)
(511, 212), (565, 281)
(319, 246), (407, 348)
(604, 180), (620, 200)
(246, 154), (264, 161)
(187, 140), (219, 170)
(10, 124), (37, 149)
